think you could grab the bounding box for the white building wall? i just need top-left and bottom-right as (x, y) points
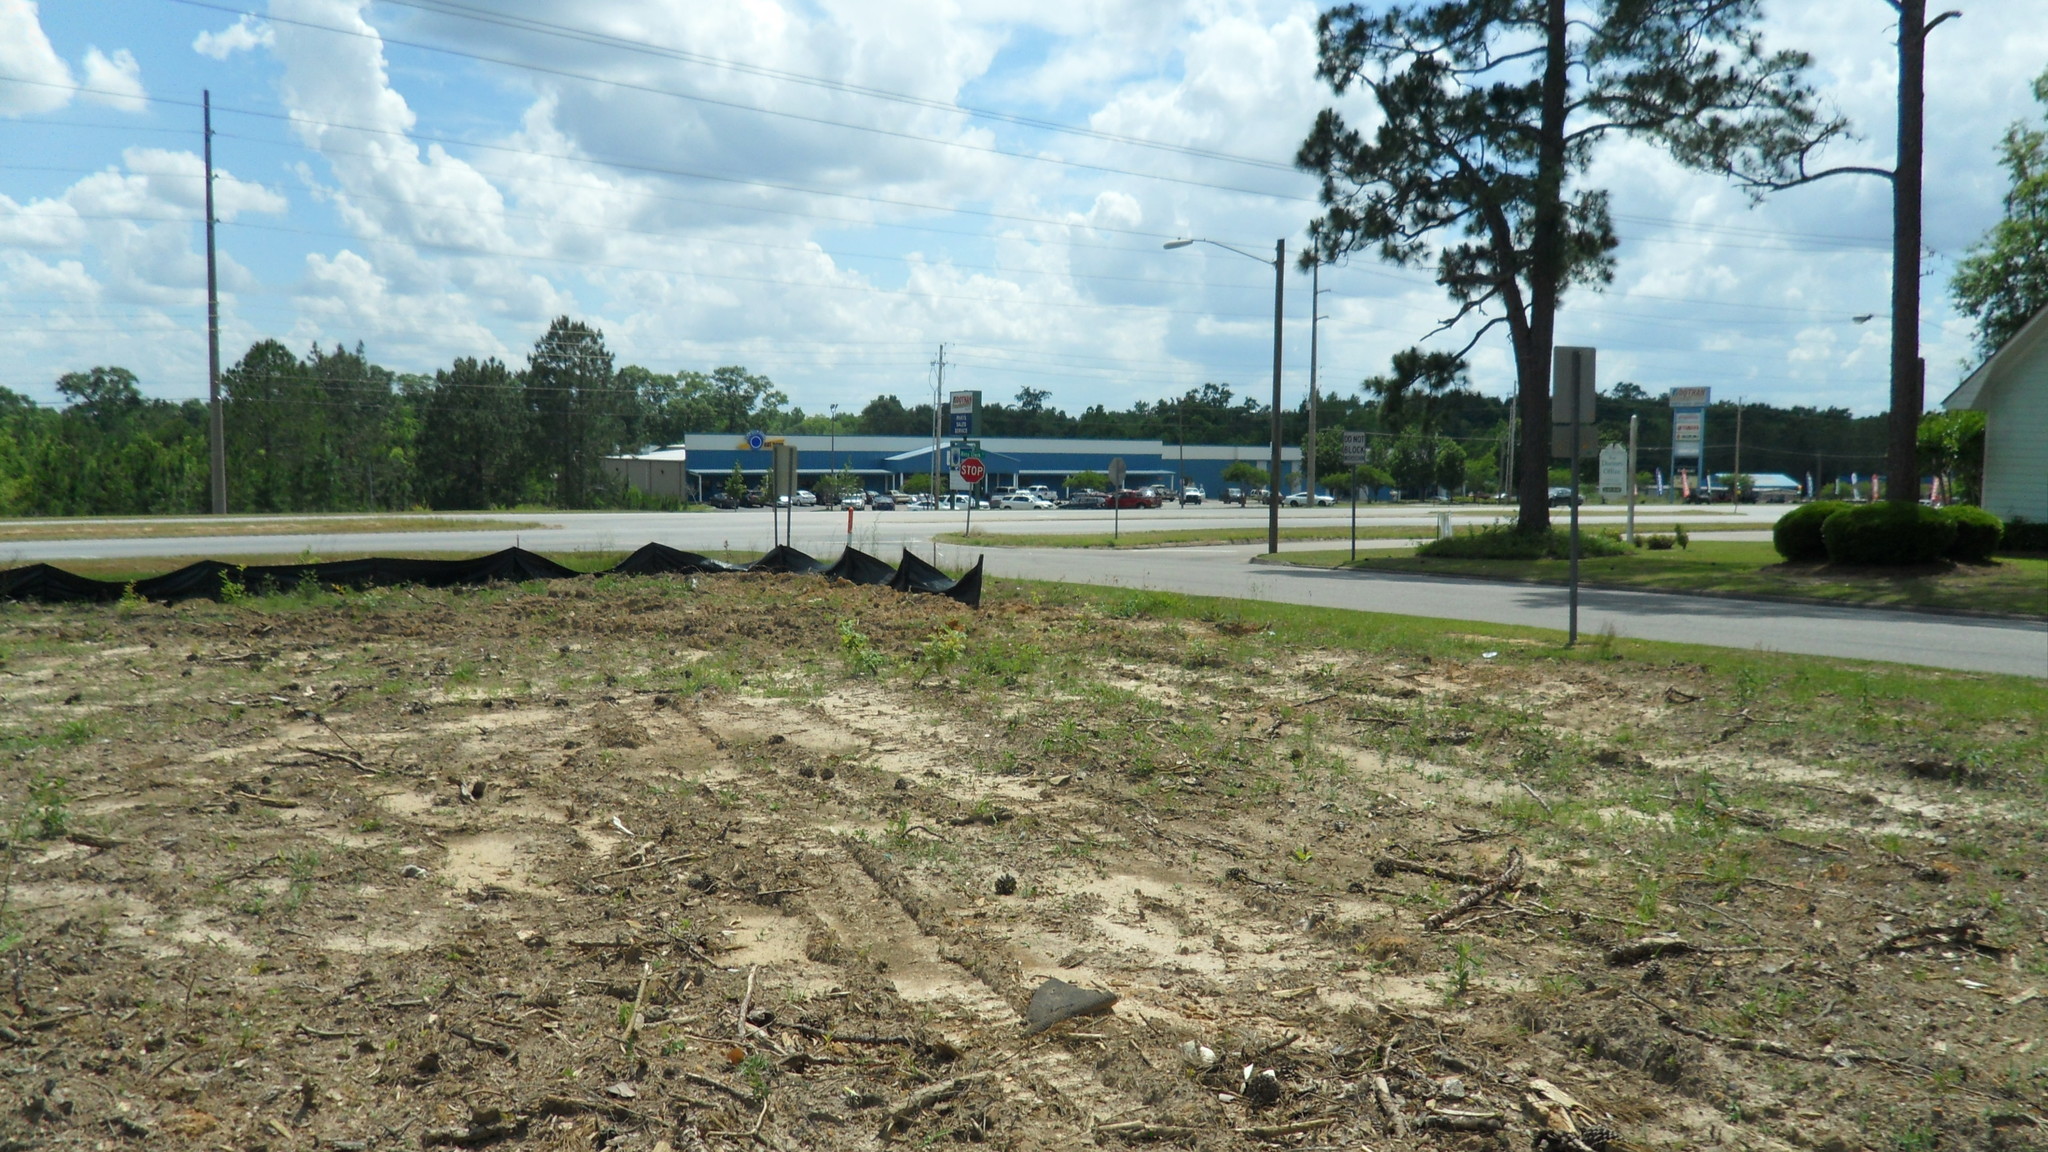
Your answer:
(1981, 351), (2048, 522)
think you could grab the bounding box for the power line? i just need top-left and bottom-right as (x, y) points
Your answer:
(160, 0), (1314, 201)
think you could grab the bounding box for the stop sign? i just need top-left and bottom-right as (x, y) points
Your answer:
(957, 457), (986, 484)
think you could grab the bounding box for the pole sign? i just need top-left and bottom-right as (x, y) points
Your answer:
(771, 443), (799, 501)
(947, 439), (981, 490)
(1550, 346), (1597, 458)
(1598, 442), (1628, 498)
(947, 391), (980, 437)
(1341, 430), (1369, 465)
(1668, 386), (1709, 464)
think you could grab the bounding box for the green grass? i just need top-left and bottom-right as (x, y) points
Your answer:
(934, 515), (1756, 550)
(1005, 579), (2046, 784)
(0, 514), (551, 542)
(934, 524), (1434, 548)
(1270, 539), (2048, 618)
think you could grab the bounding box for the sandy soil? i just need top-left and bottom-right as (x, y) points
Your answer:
(1, 575), (2042, 1152)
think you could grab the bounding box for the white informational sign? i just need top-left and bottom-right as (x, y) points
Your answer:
(1341, 430), (1369, 465)
(1598, 443), (1628, 497)
(1672, 408), (1705, 460)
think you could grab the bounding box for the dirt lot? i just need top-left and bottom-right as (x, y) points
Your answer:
(2, 573), (2043, 1152)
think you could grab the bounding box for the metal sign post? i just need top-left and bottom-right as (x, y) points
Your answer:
(1108, 456), (1126, 542)
(956, 455), (985, 537)
(1626, 414), (1639, 544)
(1552, 347), (1596, 646)
(1342, 430), (1368, 562)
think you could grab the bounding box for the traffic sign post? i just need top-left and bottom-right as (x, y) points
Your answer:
(1108, 457), (1127, 540)
(1342, 430), (1369, 561)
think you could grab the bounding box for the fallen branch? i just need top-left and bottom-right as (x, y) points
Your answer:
(1606, 937), (1770, 966)
(1863, 919), (2009, 960)
(1373, 857), (1486, 886)
(681, 1071), (754, 1104)
(879, 1074), (986, 1139)
(1096, 1120), (1199, 1141)
(784, 1022), (920, 1048)
(1424, 848), (1525, 932)
(448, 1026), (513, 1056)
(1238, 1116), (1338, 1138)
(1416, 1111), (1505, 1133)
(293, 745), (375, 774)
(1372, 1075), (1406, 1138)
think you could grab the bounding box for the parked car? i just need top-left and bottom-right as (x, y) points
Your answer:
(1283, 491), (1337, 507)
(793, 489), (817, 507)
(1222, 486), (1246, 506)
(870, 491), (896, 511)
(706, 493), (739, 509)
(838, 491), (867, 510)
(1547, 486), (1582, 508)
(903, 494), (934, 511)
(1063, 492), (1108, 510)
(1104, 489), (1160, 509)
(993, 492), (1055, 510)
(1180, 486), (1205, 505)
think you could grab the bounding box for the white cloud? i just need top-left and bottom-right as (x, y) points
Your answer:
(0, 0), (74, 116)
(80, 47), (147, 112)
(193, 14), (275, 59)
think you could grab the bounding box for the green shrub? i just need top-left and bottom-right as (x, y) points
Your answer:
(1772, 501), (1850, 562)
(2001, 517), (2048, 555)
(1417, 525), (1629, 560)
(1940, 505), (2003, 563)
(1821, 502), (1957, 566)
(1643, 535), (1674, 551)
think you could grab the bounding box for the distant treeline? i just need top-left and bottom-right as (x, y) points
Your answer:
(0, 317), (1893, 516)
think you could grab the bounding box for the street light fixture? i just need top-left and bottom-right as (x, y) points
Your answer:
(1165, 236), (1285, 554)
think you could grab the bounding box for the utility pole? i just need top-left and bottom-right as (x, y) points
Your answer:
(204, 89), (226, 514)
(930, 344), (945, 505)
(1268, 239), (1283, 554)
(1307, 260), (1327, 504)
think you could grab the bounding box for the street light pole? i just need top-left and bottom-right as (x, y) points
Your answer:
(1165, 236), (1285, 554)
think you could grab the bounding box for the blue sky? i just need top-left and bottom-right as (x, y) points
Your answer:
(1, 0), (2042, 419)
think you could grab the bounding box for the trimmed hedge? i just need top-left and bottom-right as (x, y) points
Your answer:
(1820, 502), (1957, 566)
(1417, 525), (1629, 560)
(2004, 517), (2048, 555)
(1941, 505), (2004, 563)
(1772, 500), (1849, 562)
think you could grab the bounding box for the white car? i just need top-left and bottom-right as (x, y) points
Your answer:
(992, 492), (1054, 510)
(793, 489), (818, 507)
(838, 492), (867, 510)
(1283, 491), (1338, 507)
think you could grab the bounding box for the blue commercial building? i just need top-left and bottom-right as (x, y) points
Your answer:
(608, 434), (1304, 501)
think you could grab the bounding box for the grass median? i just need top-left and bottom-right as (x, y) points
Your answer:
(1273, 537), (2048, 618)
(0, 514), (551, 543)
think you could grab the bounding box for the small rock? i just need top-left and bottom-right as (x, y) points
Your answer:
(994, 873), (1018, 896)
(894, 777), (910, 791)
(797, 765), (816, 779)
(400, 865), (429, 880)
(818, 766), (835, 781)
(604, 1082), (637, 1099)
(1179, 1041), (1218, 1070)
(1021, 977), (1118, 1037)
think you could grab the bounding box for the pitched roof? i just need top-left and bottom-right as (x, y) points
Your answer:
(1944, 303), (2048, 410)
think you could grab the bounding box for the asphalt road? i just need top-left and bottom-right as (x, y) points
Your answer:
(5, 506), (2041, 677)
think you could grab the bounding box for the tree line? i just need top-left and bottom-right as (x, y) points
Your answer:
(0, 315), (1922, 517)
